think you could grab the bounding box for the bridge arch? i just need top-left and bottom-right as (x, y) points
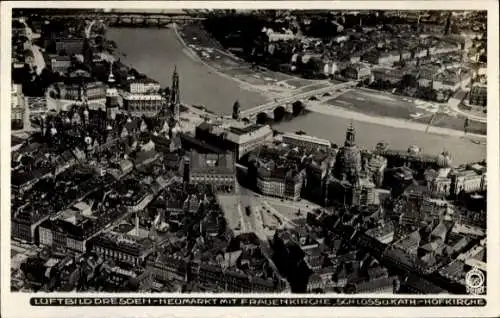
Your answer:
(256, 112), (269, 125)
(273, 106), (286, 122)
(292, 100), (305, 116)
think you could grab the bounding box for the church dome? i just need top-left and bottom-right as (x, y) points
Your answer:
(375, 141), (388, 153)
(333, 124), (362, 181)
(408, 145), (421, 156)
(437, 151), (452, 168)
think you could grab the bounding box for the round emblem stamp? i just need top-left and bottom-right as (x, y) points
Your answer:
(465, 266), (485, 295)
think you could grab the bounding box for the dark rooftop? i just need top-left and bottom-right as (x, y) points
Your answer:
(228, 124), (264, 136)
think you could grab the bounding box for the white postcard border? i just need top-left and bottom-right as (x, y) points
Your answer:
(1, 1), (499, 318)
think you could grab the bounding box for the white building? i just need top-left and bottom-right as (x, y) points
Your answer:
(224, 124), (274, 159)
(282, 133), (331, 152)
(122, 93), (163, 116)
(451, 169), (485, 195)
(263, 27), (296, 42)
(128, 79), (161, 94)
(323, 62), (339, 76)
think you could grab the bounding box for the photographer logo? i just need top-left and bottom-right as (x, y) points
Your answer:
(465, 266), (485, 295)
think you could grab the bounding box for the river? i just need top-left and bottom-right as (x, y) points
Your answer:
(107, 27), (268, 114)
(107, 27), (486, 165)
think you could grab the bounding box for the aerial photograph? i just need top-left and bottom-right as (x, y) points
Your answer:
(10, 9), (487, 294)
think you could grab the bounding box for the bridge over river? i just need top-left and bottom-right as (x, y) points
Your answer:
(240, 80), (358, 119)
(18, 9), (205, 26)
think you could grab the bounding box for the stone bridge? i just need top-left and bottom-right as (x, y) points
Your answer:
(240, 80), (358, 120)
(30, 10), (205, 26)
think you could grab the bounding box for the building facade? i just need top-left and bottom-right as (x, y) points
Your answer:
(225, 125), (274, 159)
(55, 38), (85, 56)
(60, 82), (106, 101)
(128, 79), (161, 94)
(282, 133), (331, 152)
(256, 167), (303, 201)
(92, 233), (154, 267)
(184, 151), (236, 192)
(11, 211), (51, 244)
(451, 169), (485, 195)
(344, 63), (371, 80)
(351, 178), (376, 207)
(189, 152), (236, 191)
(371, 68), (404, 84)
(469, 84), (487, 107)
(196, 123), (274, 159)
(122, 94), (163, 117)
(189, 261), (287, 293)
(11, 84), (25, 129)
(365, 154), (387, 188)
(49, 55), (72, 74)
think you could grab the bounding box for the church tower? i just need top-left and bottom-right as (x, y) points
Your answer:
(107, 61), (116, 85)
(345, 122), (356, 147)
(169, 66), (180, 122)
(333, 123), (362, 184)
(106, 62), (119, 122)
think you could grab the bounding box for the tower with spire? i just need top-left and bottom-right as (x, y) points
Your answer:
(107, 61), (116, 85)
(105, 61), (119, 123)
(169, 66), (180, 122)
(345, 122), (356, 147)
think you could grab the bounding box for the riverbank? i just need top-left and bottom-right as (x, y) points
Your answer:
(179, 23), (487, 137)
(172, 23), (276, 99)
(272, 112), (485, 165)
(307, 102), (486, 140)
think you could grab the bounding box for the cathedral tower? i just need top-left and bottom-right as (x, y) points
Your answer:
(169, 66), (180, 121)
(106, 61), (119, 122)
